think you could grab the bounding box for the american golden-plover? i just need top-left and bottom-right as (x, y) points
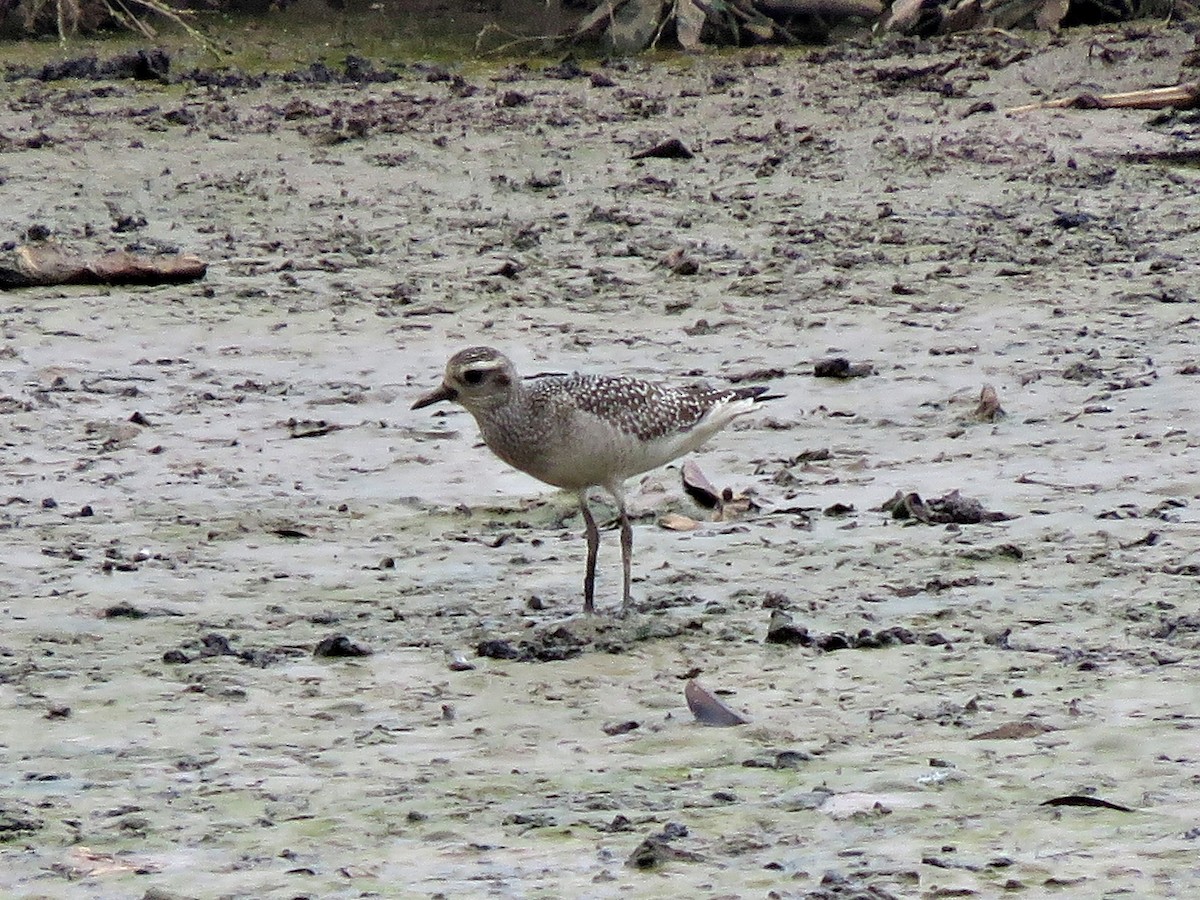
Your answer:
(413, 347), (772, 614)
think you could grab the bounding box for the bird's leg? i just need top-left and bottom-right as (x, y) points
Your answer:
(616, 493), (633, 615)
(579, 493), (600, 614)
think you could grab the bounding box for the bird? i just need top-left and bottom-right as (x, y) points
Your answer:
(412, 346), (774, 614)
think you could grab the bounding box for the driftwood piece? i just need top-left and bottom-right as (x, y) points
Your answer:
(0, 245), (208, 289)
(1008, 82), (1200, 114)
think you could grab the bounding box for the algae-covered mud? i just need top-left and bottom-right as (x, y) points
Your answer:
(1, 19), (1198, 899)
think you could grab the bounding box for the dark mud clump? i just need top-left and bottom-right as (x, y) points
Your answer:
(6, 49), (171, 83)
(477, 626), (587, 662)
(280, 54), (404, 85)
(0, 802), (44, 842)
(881, 489), (1015, 525)
(3, 48), (414, 89)
(313, 633), (373, 657)
(161, 632), (308, 667)
(765, 609), (949, 650)
(476, 615), (694, 662)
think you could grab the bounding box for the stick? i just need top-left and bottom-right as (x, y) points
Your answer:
(1007, 82), (1200, 113)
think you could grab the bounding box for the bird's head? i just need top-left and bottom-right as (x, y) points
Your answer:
(412, 346), (517, 412)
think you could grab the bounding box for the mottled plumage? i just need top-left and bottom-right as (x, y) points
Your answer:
(413, 347), (773, 613)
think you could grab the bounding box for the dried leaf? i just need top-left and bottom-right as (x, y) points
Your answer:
(969, 720), (1055, 740)
(716, 495), (754, 521)
(69, 847), (159, 875)
(627, 836), (705, 868)
(286, 417), (343, 438)
(974, 383), (1006, 421)
(685, 679), (749, 726)
(1041, 794), (1134, 812)
(661, 246), (700, 275)
(631, 137), (694, 159)
(681, 460), (721, 509)
(659, 512), (700, 531)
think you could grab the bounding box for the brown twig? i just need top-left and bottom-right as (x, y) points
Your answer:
(1007, 82), (1200, 113)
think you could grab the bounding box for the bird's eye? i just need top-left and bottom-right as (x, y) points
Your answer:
(463, 369), (485, 386)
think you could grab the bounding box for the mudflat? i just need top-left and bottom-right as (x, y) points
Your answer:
(1, 22), (1198, 899)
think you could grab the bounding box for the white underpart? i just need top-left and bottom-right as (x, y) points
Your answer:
(533, 395), (759, 492)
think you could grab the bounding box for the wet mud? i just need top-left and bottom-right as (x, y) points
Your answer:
(1, 22), (1199, 899)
